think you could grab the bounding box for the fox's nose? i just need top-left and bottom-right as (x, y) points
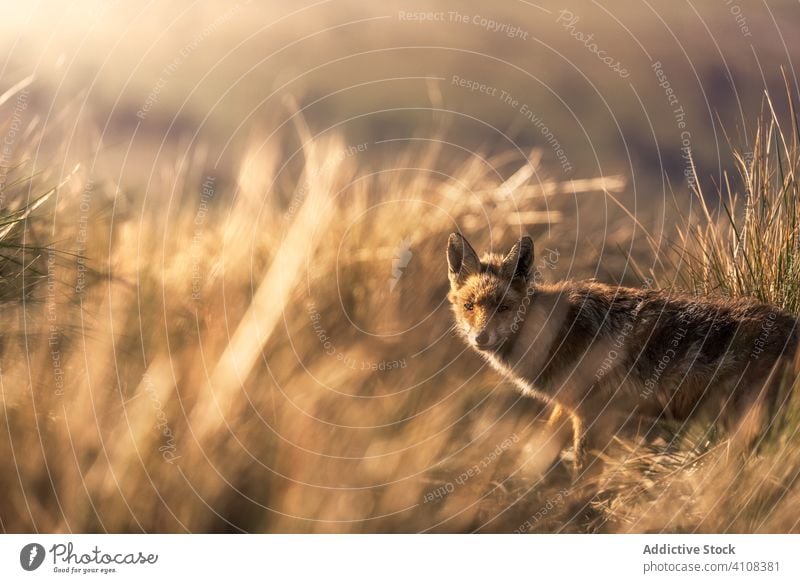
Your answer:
(473, 330), (491, 347)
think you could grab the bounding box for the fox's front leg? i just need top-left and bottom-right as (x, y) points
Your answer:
(545, 404), (586, 477)
(546, 404), (565, 428)
(569, 412), (586, 476)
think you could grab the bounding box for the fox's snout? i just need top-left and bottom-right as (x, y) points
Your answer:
(468, 327), (497, 350)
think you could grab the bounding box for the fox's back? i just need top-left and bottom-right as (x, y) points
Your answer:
(530, 281), (799, 418)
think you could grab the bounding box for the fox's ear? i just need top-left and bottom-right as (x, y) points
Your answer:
(447, 233), (480, 287)
(501, 236), (533, 282)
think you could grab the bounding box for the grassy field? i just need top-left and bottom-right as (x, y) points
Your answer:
(1, 1), (800, 533)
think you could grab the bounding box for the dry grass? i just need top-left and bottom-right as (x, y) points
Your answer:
(675, 88), (800, 312)
(2, 76), (800, 533)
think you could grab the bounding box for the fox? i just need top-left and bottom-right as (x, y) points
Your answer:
(446, 232), (799, 475)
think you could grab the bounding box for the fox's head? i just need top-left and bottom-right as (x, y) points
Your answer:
(446, 233), (533, 352)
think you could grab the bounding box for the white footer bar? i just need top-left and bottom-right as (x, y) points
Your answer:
(1, 534), (798, 582)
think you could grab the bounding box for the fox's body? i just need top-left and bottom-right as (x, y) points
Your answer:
(446, 233), (799, 473)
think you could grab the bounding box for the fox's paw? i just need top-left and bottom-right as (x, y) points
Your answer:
(558, 447), (584, 479)
(560, 441), (586, 480)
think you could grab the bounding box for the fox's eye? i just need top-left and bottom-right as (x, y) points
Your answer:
(498, 305), (509, 312)
(464, 301), (474, 311)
